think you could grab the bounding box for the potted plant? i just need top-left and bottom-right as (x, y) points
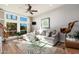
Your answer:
(73, 31), (79, 40)
(16, 32), (21, 36)
(16, 32), (22, 40)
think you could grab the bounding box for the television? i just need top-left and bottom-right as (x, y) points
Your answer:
(32, 22), (36, 25)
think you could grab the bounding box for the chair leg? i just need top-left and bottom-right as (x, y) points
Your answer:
(64, 34), (68, 53)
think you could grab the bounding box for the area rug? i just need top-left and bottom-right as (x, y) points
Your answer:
(16, 41), (65, 54)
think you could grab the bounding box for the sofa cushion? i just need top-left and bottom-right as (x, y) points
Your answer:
(46, 30), (56, 37)
(41, 31), (46, 36)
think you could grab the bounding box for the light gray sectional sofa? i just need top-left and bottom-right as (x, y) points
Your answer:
(23, 29), (59, 46)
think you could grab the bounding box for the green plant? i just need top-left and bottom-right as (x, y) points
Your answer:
(7, 22), (17, 30)
(16, 32), (21, 36)
(73, 31), (79, 39)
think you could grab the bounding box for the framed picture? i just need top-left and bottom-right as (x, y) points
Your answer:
(41, 17), (50, 28)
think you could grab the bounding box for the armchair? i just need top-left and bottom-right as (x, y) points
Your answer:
(44, 30), (59, 46)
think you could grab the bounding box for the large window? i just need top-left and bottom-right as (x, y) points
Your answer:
(5, 12), (29, 35)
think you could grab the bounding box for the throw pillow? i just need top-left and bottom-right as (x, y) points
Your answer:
(48, 32), (53, 37)
(41, 31), (46, 36)
(52, 30), (56, 34)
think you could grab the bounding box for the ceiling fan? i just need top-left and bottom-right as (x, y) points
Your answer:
(25, 4), (38, 15)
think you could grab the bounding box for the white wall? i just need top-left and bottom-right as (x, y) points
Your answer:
(33, 4), (79, 42)
(33, 5), (79, 30)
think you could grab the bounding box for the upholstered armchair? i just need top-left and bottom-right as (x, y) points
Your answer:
(44, 30), (59, 46)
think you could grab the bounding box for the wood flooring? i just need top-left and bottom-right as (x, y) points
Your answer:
(1, 40), (79, 54)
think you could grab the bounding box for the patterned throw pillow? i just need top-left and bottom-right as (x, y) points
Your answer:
(46, 31), (50, 37)
(46, 30), (57, 37)
(52, 30), (56, 34)
(48, 32), (53, 37)
(26, 33), (40, 43)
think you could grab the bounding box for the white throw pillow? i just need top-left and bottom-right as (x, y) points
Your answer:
(22, 34), (30, 41)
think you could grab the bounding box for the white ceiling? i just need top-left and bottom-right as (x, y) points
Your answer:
(0, 4), (63, 17)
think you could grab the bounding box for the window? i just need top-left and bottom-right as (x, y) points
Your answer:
(20, 23), (27, 34)
(7, 22), (17, 36)
(6, 14), (17, 20)
(20, 17), (27, 21)
(6, 14), (12, 19)
(20, 24), (27, 26)
(11, 15), (17, 20)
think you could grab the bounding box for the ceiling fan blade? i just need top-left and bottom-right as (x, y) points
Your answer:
(31, 10), (38, 12)
(25, 4), (38, 15)
(27, 4), (32, 11)
(30, 11), (33, 15)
